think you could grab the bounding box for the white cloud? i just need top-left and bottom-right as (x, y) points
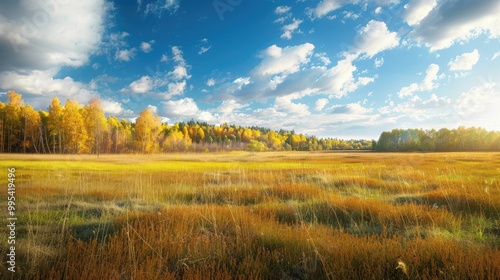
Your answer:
(398, 64), (440, 98)
(0, 0), (108, 72)
(160, 54), (168, 62)
(421, 63), (440, 90)
(389, 94), (452, 121)
(233, 77), (251, 90)
(253, 43), (315, 77)
(172, 46), (186, 65)
(214, 43), (374, 103)
(198, 45), (212, 55)
(493, 52), (500, 60)
(146, 105), (158, 113)
(207, 78), (216, 87)
(315, 98), (329, 111)
(0, 70), (97, 105)
(327, 103), (373, 115)
(448, 49), (480, 71)
(124, 46), (190, 97)
(217, 99), (248, 114)
(308, 0), (398, 19)
(281, 18), (303, 40)
(455, 83), (497, 116)
(375, 7), (382, 14)
(275, 6), (291, 15)
(374, 57), (384, 68)
(411, 0), (500, 50)
(160, 97), (215, 122)
(140, 40), (155, 53)
(315, 53), (332, 66)
(0, 0), (109, 107)
(115, 48), (136, 62)
(315, 56), (375, 98)
(402, 0), (436, 26)
(169, 65), (190, 80)
(128, 76), (153, 93)
(352, 20), (399, 59)
(398, 83), (419, 98)
(161, 98), (198, 117)
(164, 81), (186, 98)
(145, 0), (180, 16)
(343, 11), (360, 20)
(274, 95), (310, 117)
(102, 99), (126, 115)
(308, 0), (348, 19)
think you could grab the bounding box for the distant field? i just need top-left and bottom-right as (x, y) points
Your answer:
(1, 152), (499, 279)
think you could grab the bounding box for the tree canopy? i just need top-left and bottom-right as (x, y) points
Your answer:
(0, 92), (373, 154)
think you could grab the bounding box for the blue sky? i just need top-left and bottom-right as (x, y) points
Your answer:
(0, 0), (499, 139)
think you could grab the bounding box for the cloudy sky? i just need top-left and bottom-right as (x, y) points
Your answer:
(0, 0), (499, 139)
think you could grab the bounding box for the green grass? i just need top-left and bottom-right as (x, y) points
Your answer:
(0, 152), (499, 279)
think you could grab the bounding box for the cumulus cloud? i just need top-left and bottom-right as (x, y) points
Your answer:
(274, 95), (310, 117)
(275, 6), (291, 15)
(398, 64), (440, 98)
(128, 76), (153, 93)
(411, 0), (500, 50)
(160, 54), (169, 62)
(402, 0), (436, 26)
(253, 43), (315, 77)
(352, 20), (399, 59)
(0, 1), (108, 72)
(115, 48), (136, 62)
(207, 78), (216, 87)
(308, 0), (351, 19)
(315, 98), (329, 111)
(140, 40), (155, 53)
(161, 98), (199, 117)
(122, 46), (189, 98)
(455, 83), (497, 116)
(315, 56), (375, 98)
(448, 49), (480, 71)
(0, 0), (108, 107)
(102, 99), (127, 115)
(169, 65), (190, 80)
(327, 103), (373, 115)
(281, 18), (303, 40)
(160, 97), (215, 122)
(164, 81), (186, 99)
(217, 99), (248, 114)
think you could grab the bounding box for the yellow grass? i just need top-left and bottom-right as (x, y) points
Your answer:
(0, 152), (499, 279)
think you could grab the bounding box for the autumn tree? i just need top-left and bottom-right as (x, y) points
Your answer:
(4, 91), (24, 152)
(21, 104), (41, 153)
(83, 98), (108, 156)
(62, 99), (87, 153)
(48, 97), (64, 153)
(134, 108), (161, 153)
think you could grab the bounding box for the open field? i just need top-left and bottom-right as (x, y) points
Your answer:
(1, 152), (500, 279)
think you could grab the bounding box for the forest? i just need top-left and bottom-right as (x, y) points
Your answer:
(373, 127), (500, 152)
(0, 91), (372, 154)
(2, 90), (500, 154)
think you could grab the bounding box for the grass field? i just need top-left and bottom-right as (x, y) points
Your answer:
(1, 152), (500, 279)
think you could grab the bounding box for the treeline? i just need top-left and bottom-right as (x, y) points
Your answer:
(0, 91), (372, 154)
(373, 127), (500, 152)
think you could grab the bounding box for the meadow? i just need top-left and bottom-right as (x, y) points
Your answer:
(1, 152), (499, 279)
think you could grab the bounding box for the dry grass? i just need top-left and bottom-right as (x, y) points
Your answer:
(1, 152), (499, 279)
